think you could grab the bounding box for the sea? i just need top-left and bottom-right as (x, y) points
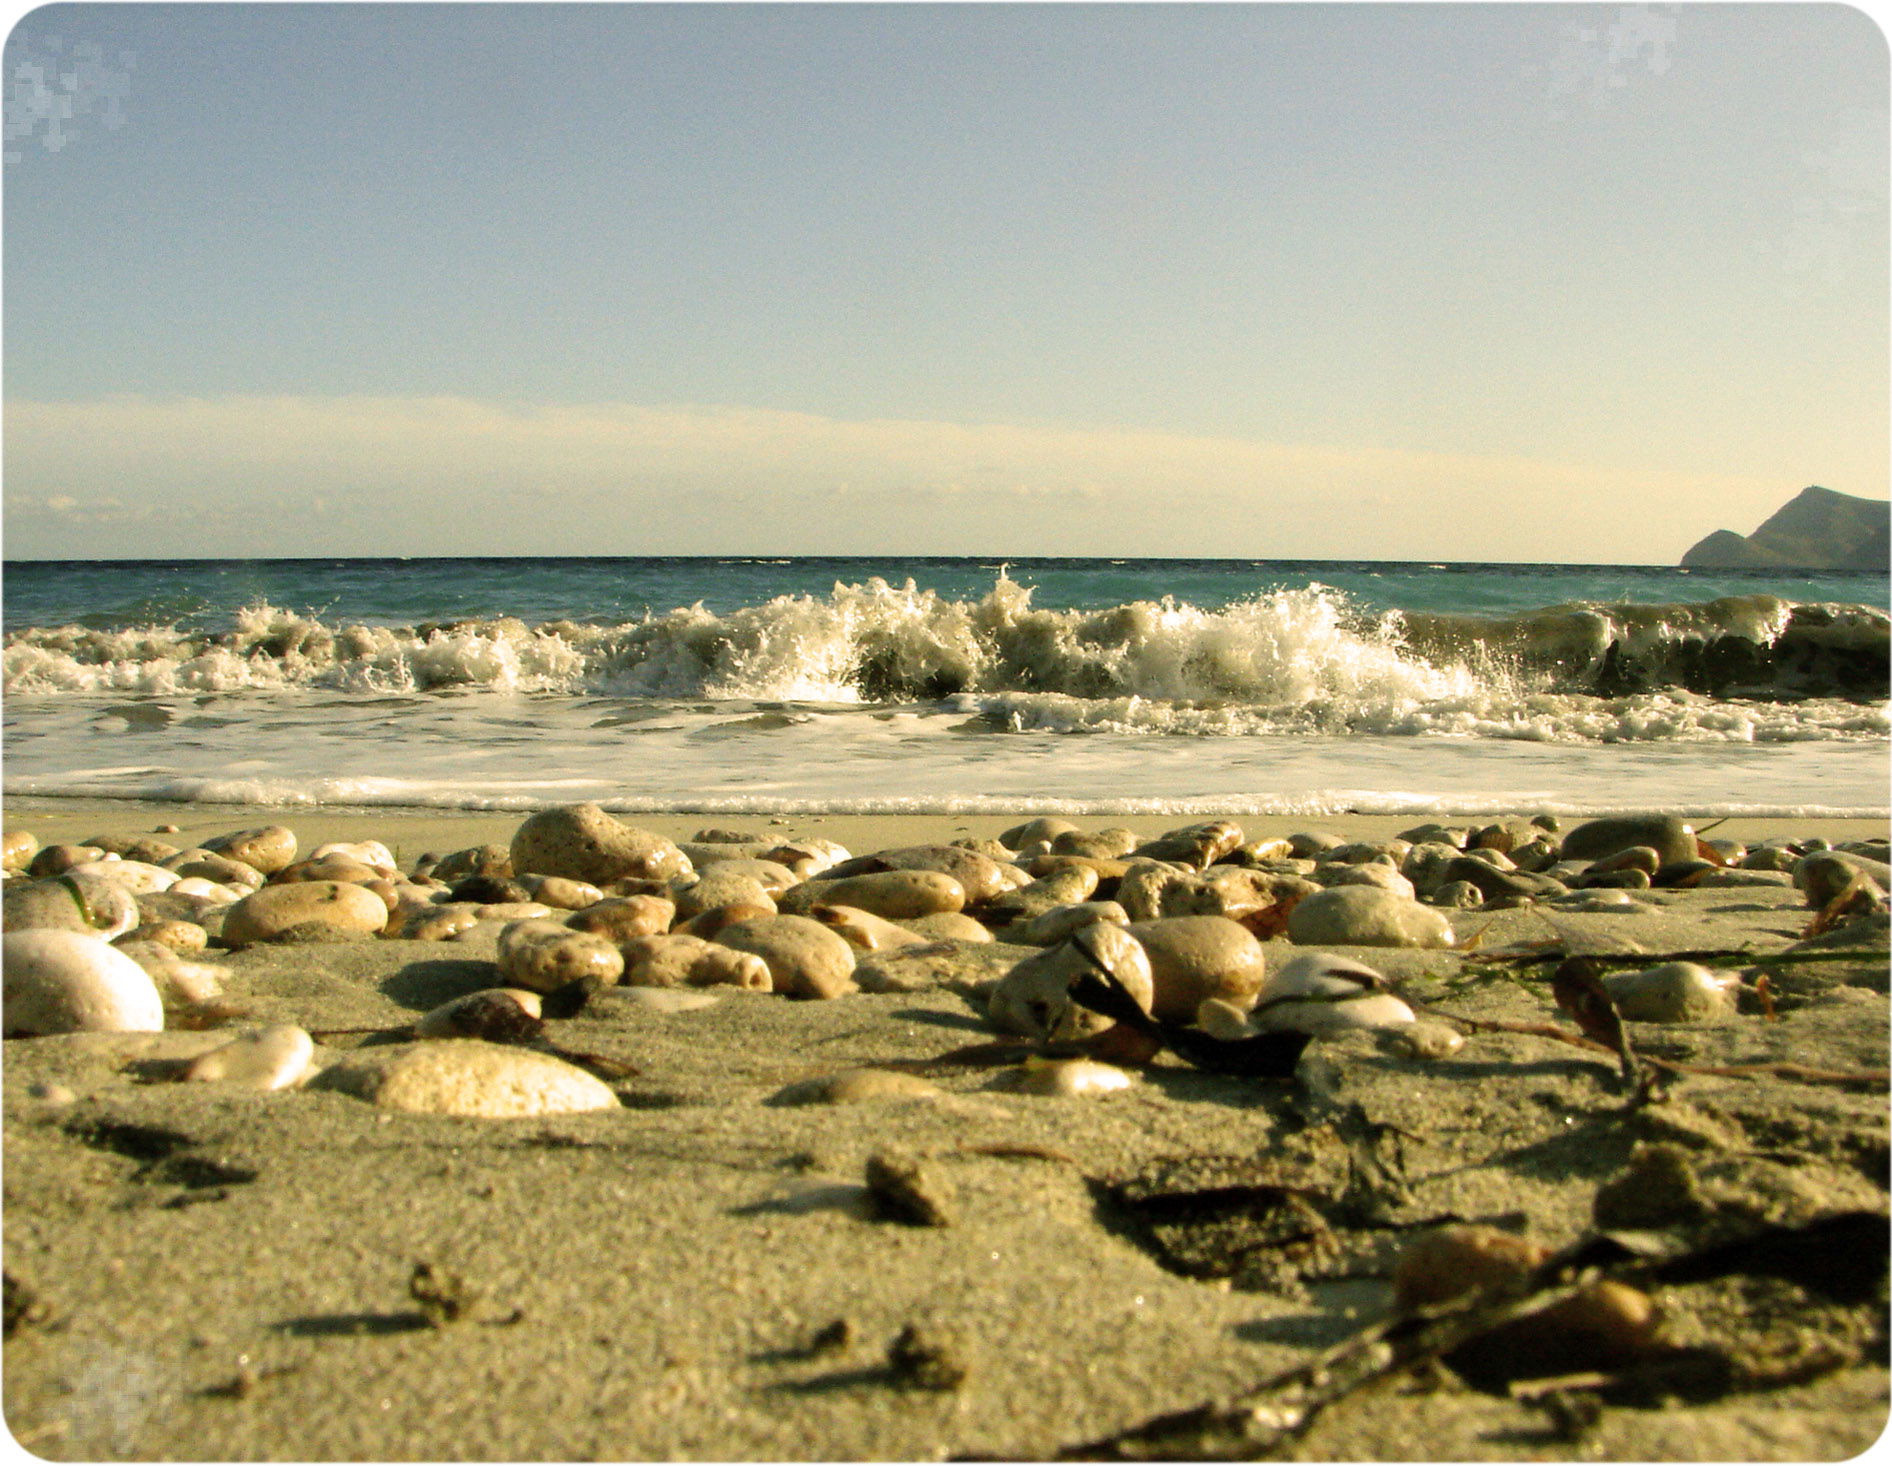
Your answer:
(3, 557), (1888, 820)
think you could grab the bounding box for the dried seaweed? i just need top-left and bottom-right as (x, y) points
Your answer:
(1059, 1211), (1889, 1460)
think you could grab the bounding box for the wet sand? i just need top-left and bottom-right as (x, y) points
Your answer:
(3, 800), (1888, 1461)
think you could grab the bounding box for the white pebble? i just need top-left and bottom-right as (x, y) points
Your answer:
(1251, 952), (1415, 1033)
(1006, 1057), (1134, 1096)
(183, 1025), (317, 1090)
(3, 929), (165, 1036)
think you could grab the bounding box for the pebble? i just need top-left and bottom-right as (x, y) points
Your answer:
(414, 988), (545, 1041)
(1559, 814), (1695, 869)
(310, 1040), (621, 1117)
(808, 903), (931, 952)
(1006, 900), (1129, 946)
(1544, 889), (1656, 913)
(1318, 862), (1417, 900)
(872, 845), (1012, 905)
(1285, 885), (1455, 948)
(1377, 1020), (1465, 1060)
(782, 869), (967, 920)
(511, 804), (692, 886)
(1249, 952), (1414, 1034)
(1689, 867), (1793, 888)
(118, 919), (209, 953)
(988, 923), (1153, 1039)
(1796, 850), (1892, 906)
(671, 869), (778, 921)
(565, 894), (677, 942)
(2, 929), (166, 1036)
(5, 875), (137, 939)
(1602, 961), (1739, 1023)
(64, 858), (179, 894)
(1000, 1057), (1134, 1096)
(222, 881), (390, 946)
(1051, 826), (1139, 859)
(495, 919), (626, 993)
(201, 824), (298, 876)
(620, 933), (772, 989)
(183, 1024), (317, 1090)
(903, 911), (993, 943)
(2, 829), (39, 873)
(1126, 915), (1270, 1020)
(28, 843), (105, 877)
(166, 849), (268, 889)
(713, 915), (858, 999)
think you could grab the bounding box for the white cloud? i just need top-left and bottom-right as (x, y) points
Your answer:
(2, 394), (1788, 561)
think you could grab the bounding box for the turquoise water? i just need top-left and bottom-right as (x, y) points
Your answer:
(5, 555), (1886, 631)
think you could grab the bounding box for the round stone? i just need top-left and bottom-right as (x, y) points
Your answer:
(202, 824), (298, 876)
(1126, 916), (1270, 1020)
(310, 1040), (620, 1117)
(495, 919), (625, 993)
(713, 915), (857, 999)
(1286, 886), (1454, 948)
(222, 881), (390, 946)
(2, 929), (166, 1036)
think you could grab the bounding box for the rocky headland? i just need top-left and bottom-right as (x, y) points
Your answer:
(1682, 485), (1890, 572)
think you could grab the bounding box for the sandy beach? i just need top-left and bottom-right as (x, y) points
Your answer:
(3, 799), (1888, 1461)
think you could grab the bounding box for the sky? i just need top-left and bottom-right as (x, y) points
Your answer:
(2, 2), (1886, 562)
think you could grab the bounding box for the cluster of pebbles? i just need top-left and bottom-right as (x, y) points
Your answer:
(5, 805), (1887, 1114)
(4, 803), (1888, 1416)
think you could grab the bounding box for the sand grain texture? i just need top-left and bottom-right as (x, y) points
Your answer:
(3, 802), (1888, 1461)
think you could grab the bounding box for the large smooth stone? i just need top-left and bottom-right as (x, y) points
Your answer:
(713, 915), (857, 999)
(871, 846), (1012, 905)
(1127, 916), (1270, 1020)
(3, 929), (165, 1036)
(5, 875), (138, 939)
(310, 1040), (620, 1116)
(1560, 816), (1695, 870)
(510, 804), (692, 886)
(64, 859), (179, 894)
(496, 919), (625, 992)
(202, 824), (298, 876)
(988, 923), (1154, 1039)
(1286, 886), (1455, 948)
(782, 869), (966, 920)
(222, 881), (390, 945)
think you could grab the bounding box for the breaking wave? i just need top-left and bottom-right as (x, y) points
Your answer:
(5, 577), (1887, 731)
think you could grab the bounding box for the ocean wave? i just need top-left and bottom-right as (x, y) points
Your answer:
(6, 772), (1883, 822)
(5, 576), (1887, 708)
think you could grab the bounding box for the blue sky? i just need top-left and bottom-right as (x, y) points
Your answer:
(3, 3), (1886, 560)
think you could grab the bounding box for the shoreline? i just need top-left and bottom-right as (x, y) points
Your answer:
(6, 796), (1888, 866)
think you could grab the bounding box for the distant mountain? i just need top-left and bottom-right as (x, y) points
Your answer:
(1681, 485), (1889, 572)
